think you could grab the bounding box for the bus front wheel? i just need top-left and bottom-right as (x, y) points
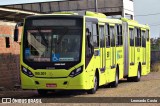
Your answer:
(87, 75), (98, 94)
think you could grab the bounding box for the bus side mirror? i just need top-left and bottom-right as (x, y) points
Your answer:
(14, 28), (19, 42)
(14, 22), (23, 42)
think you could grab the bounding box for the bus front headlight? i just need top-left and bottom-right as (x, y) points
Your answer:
(69, 66), (83, 78)
(22, 66), (34, 77)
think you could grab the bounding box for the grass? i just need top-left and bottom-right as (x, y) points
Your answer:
(151, 62), (160, 72)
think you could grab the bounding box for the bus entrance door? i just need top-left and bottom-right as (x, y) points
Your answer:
(99, 25), (106, 73)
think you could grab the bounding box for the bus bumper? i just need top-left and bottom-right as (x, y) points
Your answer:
(21, 73), (92, 90)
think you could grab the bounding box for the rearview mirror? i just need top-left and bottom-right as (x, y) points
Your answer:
(14, 28), (18, 42)
(14, 22), (23, 42)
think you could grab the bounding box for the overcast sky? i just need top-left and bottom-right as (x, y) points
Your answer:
(134, 0), (160, 38)
(0, 0), (159, 38)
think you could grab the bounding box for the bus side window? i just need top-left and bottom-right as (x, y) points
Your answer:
(92, 23), (99, 47)
(106, 24), (110, 47)
(129, 28), (134, 46)
(142, 30), (146, 47)
(99, 26), (105, 47)
(86, 22), (94, 57)
(86, 22), (93, 35)
(138, 28), (141, 46)
(116, 24), (123, 46)
(135, 28), (141, 47)
(110, 26), (115, 47)
(119, 25), (123, 45)
(86, 22), (93, 46)
(115, 24), (118, 46)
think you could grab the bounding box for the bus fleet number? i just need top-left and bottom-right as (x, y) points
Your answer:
(35, 72), (46, 75)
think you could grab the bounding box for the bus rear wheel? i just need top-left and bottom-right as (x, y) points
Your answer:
(133, 66), (141, 82)
(87, 75), (98, 94)
(110, 71), (119, 88)
(127, 65), (141, 82)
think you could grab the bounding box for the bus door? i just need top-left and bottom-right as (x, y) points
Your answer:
(129, 28), (135, 72)
(105, 24), (111, 73)
(146, 30), (150, 73)
(135, 28), (141, 67)
(142, 30), (147, 74)
(99, 25), (106, 73)
(110, 25), (116, 69)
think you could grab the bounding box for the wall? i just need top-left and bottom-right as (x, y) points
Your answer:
(122, 0), (134, 19)
(0, 21), (21, 89)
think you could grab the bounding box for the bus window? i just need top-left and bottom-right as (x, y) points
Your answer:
(119, 25), (123, 45)
(135, 28), (141, 47)
(115, 25), (118, 46)
(86, 28), (93, 57)
(110, 26), (115, 47)
(129, 28), (134, 46)
(138, 28), (141, 46)
(92, 23), (99, 47)
(142, 30), (146, 47)
(116, 25), (123, 46)
(99, 26), (105, 47)
(86, 22), (92, 34)
(86, 26), (94, 68)
(106, 24), (110, 47)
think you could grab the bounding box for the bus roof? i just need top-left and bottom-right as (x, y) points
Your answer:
(121, 18), (150, 29)
(25, 11), (149, 29)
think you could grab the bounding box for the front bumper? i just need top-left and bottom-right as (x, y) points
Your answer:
(21, 72), (91, 90)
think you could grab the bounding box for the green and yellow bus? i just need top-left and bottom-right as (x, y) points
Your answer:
(14, 11), (150, 95)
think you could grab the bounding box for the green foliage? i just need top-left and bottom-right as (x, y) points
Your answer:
(151, 38), (160, 51)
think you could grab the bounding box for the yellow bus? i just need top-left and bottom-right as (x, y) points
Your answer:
(14, 11), (150, 95)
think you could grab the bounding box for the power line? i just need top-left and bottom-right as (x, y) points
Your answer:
(135, 12), (160, 17)
(149, 24), (160, 26)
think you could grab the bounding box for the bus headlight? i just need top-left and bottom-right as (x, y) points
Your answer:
(69, 66), (83, 77)
(22, 67), (34, 77)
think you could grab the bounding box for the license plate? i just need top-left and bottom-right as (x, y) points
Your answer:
(46, 84), (57, 88)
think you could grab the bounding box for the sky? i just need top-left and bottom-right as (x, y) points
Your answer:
(134, 0), (160, 38)
(0, 0), (159, 38)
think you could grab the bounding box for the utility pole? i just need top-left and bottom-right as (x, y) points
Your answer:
(95, 0), (98, 12)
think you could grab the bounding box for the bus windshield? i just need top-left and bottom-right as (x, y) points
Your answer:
(23, 18), (82, 63)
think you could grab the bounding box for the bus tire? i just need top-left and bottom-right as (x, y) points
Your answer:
(87, 74), (98, 94)
(110, 71), (119, 88)
(37, 89), (48, 96)
(133, 65), (141, 82)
